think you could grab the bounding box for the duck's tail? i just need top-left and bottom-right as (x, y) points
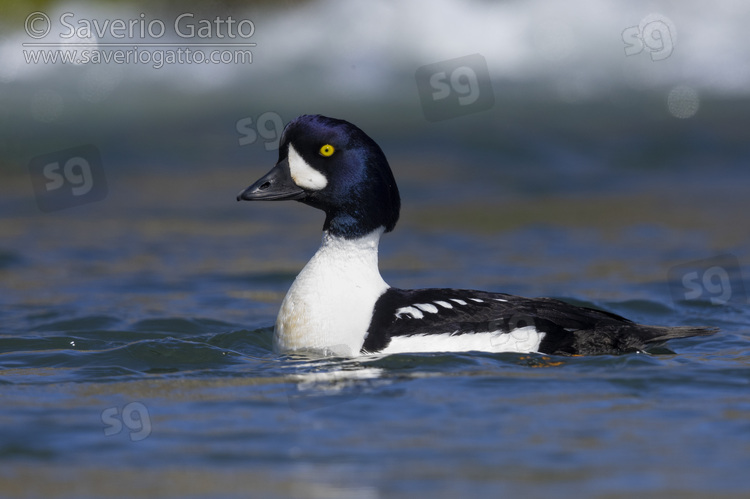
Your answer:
(561, 324), (719, 356)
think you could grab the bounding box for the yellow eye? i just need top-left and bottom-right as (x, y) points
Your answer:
(319, 144), (335, 157)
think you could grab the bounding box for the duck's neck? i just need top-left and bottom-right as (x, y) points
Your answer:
(274, 228), (389, 356)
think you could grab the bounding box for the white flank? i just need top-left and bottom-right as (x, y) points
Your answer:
(380, 326), (545, 355)
(274, 228), (388, 356)
(434, 301), (453, 309)
(288, 143), (328, 190)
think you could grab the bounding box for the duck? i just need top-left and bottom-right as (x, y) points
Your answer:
(236, 114), (716, 357)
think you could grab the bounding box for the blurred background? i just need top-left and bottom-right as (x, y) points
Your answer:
(2, 0), (749, 192)
(2, 1), (750, 497)
(2, 0), (749, 286)
(2, 0), (749, 307)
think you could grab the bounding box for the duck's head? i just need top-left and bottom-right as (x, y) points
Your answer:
(237, 115), (400, 239)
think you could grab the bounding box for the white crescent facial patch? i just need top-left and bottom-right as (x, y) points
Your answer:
(288, 143), (328, 191)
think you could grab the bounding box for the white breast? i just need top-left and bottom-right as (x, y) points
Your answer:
(274, 228), (388, 356)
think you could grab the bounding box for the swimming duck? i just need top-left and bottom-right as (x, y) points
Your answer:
(237, 114), (716, 357)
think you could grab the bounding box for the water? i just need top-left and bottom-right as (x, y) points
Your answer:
(2, 158), (750, 498)
(2, 0), (750, 496)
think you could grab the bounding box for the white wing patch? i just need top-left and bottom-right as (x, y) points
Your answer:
(386, 294), (542, 354)
(381, 326), (545, 354)
(395, 302), (448, 319)
(414, 303), (439, 314)
(395, 306), (424, 319)
(288, 143), (328, 190)
(394, 297), (492, 320)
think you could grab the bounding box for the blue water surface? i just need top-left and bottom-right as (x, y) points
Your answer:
(2, 149), (749, 498)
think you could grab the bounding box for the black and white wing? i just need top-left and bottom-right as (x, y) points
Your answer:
(363, 288), (717, 355)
